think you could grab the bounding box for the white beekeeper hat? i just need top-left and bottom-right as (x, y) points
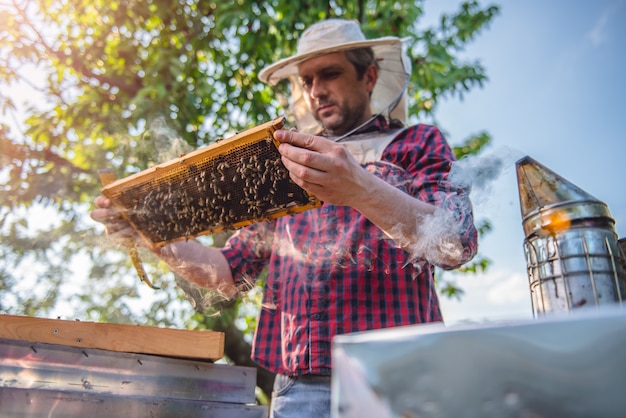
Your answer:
(259, 19), (411, 134)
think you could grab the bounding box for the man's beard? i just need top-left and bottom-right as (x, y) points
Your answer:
(315, 98), (369, 136)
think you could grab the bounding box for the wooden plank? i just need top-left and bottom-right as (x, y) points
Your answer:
(0, 314), (224, 360)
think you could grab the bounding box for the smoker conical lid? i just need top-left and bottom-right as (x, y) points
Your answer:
(516, 156), (613, 236)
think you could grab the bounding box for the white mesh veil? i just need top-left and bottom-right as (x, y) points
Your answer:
(258, 20), (411, 135)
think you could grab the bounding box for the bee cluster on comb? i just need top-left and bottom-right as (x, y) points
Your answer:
(101, 117), (321, 247)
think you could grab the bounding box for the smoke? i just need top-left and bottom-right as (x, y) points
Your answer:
(394, 207), (465, 267)
(226, 148), (522, 279)
(142, 116), (193, 163)
(392, 148), (522, 266)
(449, 153), (504, 191)
(169, 227), (276, 314)
(448, 148), (521, 206)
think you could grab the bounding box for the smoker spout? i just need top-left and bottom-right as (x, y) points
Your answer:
(516, 155), (614, 237)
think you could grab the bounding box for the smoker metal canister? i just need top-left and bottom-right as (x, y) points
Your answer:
(516, 156), (626, 316)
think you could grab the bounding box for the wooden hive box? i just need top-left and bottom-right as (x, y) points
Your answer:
(0, 315), (267, 417)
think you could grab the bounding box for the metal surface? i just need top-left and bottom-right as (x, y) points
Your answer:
(524, 226), (625, 312)
(332, 307), (626, 418)
(0, 337), (266, 417)
(0, 388), (266, 418)
(516, 156), (613, 238)
(516, 156), (626, 315)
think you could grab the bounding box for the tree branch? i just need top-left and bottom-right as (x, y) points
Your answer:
(12, 0), (143, 96)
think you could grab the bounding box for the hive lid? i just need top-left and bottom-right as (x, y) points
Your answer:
(515, 156), (612, 236)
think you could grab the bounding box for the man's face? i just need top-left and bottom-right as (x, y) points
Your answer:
(298, 51), (377, 136)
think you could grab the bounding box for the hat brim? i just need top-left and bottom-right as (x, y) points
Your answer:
(259, 36), (402, 85)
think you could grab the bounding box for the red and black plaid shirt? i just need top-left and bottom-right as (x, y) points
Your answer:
(221, 119), (478, 376)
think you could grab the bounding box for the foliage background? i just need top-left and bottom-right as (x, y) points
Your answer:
(0, 0), (498, 400)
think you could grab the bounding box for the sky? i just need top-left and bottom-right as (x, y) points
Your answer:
(421, 0), (626, 324)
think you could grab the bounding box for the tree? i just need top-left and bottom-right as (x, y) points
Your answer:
(0, 0), (499, 401)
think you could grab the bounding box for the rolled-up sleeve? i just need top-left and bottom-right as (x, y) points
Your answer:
(383, 124), (478, 269)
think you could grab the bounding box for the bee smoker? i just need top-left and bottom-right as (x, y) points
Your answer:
(516, 156), (626, 315)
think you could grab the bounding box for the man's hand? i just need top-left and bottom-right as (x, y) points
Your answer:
(90, 196), (140, 246)
(274, 129), (368, 207)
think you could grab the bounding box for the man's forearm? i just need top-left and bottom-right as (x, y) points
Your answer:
(151, 240), (238, 297)
(353, 172), (464, 267)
